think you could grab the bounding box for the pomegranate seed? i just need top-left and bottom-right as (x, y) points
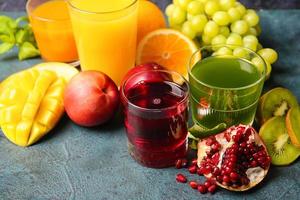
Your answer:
(240, 142), (247, 148)
(191, 158), (198, 166)
(222, 175), (230, 183)
(181, 158), (188, 168)
(189, 181), (198, 189)
(176, 174), (187, 183)
(204, 180), (211, 188)
(206, 138), (214, 146)
(229, 172), (239, 181)
(250, 160), (258, 168)
(212, 167), (221, 176)
(257, 157), (266, 163)
(224, 132), (231, 142)
(211, 143), (221, 151)
(175, 159), (182, 169)
(225, 166), (232, 174)
(197, 168), (204, 176)
(188, 165), (197, 174)
(208, 185), (217, 193)
(197, 184), (207, 194)
(204, 165), (212, 174)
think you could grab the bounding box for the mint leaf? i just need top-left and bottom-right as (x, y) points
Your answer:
(0, 42), (14, 54)
(18, 42), (40, 60)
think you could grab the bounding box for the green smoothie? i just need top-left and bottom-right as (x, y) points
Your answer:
(189, 56), (264, 129)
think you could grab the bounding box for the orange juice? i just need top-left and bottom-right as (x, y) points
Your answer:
(27, 0), (78, 62)
(68, 0), (138, 85)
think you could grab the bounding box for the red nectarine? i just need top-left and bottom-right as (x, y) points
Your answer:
(64, 71), (120, 127)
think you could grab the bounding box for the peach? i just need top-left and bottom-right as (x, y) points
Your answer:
(64, 71), (119, 127)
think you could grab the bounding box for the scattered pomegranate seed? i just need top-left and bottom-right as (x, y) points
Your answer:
(189, 181), (198, 189)
(191, 158), (198, 166)
(197, 184), (207, 194)
(204, 180), (211, 188)
(176, 173), (187, 183)
(175, 159), (183, 169)
(188, 165), (197, 174)
(208, 185), (217, 194)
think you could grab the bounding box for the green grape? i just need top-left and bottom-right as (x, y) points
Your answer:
(258, 48), (278, 64)
(215, 46), (233, 56)
(243, 42), (257, 51)
(173, 0), (180, 6)
(243, 11), (259, 27)
(202, 34), (212, 45)
(204, 20), (219, 37)
(251, 57), (265, 74)
(182, 21), (197, 39)
(246, 9), (256, 14)
(246, 27), (258, 36)
(178, 0), (193, 10)
(243, 35), (258, 46)
(172, 6), (187, 24)
(166, 4), (176, 17)
(187, 1), (204, 15)
(235, 2), (246, 16)
(211, 34), (227, 45)
(227, 7), (241, 22)
(191, 14), (208, 32)
(257, 43), (263, 50)
(212, 11), (230, 26)
(233, 47), (250, 59)
(230, 20), (249, 35)
(187, 13), (194, 21)
(226, 33), (243, 46)
(205, 1), (220, 16)
(219, 0), (236, 11)
(255, 25), (262, 35)
(198, 0), (208, 4)
(219, 26), (230, 37)
(265, 61), (272, 79)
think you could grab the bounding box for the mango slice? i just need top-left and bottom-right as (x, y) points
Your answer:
(0, 69), (66, 147)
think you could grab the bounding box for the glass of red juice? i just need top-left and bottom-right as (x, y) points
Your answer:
(121, 70), (189, 168)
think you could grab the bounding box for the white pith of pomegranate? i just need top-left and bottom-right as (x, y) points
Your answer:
(197, 125), (271, 191)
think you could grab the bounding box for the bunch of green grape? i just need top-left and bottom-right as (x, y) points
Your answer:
(165, 0), (278, 78)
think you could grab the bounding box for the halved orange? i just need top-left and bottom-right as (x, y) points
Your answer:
(136, 29), (200, 78)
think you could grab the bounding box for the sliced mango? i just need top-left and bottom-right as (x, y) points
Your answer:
(0, 68), (67, 147)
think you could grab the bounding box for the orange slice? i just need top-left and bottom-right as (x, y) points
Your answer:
(136, 29), (200, 77)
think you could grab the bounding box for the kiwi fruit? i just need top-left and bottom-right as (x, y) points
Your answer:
(286, 107), (300, 148)
(259, 116), (300, 165)
(256, 87), (298, 126)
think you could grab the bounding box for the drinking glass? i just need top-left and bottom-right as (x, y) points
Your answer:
(67, 0), (138, 85)
(121, 70), (189, 168)
(188, 45), (266, 131)
(26, 0), (78, 62)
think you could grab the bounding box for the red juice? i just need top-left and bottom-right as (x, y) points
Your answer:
(122, 80), (189, 168)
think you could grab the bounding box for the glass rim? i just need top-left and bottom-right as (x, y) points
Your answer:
(26, 0), (70, 22)
(67, 0), (138, 15)
(121, 69), (189, 113)
(188, 44), (267, 91)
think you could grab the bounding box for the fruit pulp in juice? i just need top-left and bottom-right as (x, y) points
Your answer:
(29, 0), (78, 62)
(124, 81), (188, 168)
(68, 0), (137, 86)
(189, 56), (263, 129)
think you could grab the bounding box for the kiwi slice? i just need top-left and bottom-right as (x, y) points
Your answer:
(286, 107), (300, 148)
(259, 116), (300, 165)
(256, 87), (298, 125)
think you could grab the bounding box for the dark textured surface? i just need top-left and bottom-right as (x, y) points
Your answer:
(0, 10), (300, 200)
(0, 0), (300, 11)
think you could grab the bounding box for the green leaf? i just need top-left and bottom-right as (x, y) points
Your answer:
(15, 16), (29, 27)
(0, 42), (14, 54)
(189, 123), (227, 139)
(18, 42), (40, 60)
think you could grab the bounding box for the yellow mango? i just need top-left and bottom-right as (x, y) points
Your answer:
(0, 68), (67, 147)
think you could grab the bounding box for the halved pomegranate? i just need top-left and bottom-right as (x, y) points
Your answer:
(197, 125), (271, 191)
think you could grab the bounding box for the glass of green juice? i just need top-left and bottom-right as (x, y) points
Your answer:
(188, 45), (266, 129)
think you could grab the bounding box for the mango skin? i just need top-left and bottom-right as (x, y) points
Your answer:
(0, 69), (65, 147)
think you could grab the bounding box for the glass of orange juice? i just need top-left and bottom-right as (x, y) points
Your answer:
(67, 0), (138, 85)
(26, 0), (78, 62)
